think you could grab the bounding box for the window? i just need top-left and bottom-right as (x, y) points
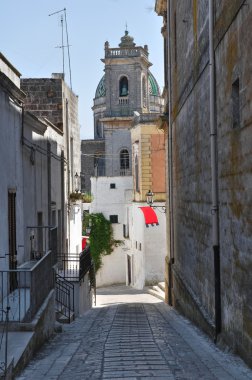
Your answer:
(96, 122), (103, 138)
(120, 149), (129, 170)
(232, 78), (240, 129)
(110, 183), (116, 189)
(123, 224), (129, 238)
(174, 11), (177, 65)
(110, 215), (118, 223)
(135, 155), (139, 192)
(119, 76), (128, 97)
(8, 190), (17, 291)
(37, 212), (43, 254)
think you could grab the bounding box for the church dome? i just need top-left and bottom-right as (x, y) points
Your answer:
(94, 71), (160, 99)
(95, 75), (106, 98)
(148, 71), (160, 96)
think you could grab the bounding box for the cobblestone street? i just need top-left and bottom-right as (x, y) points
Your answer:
(17, 286), (252, 380)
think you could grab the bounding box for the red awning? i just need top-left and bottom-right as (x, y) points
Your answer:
(82, 237), (87, 250)
(139, 207), (159, 227)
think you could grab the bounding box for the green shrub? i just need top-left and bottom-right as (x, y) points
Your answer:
(83, 212), (123, 272)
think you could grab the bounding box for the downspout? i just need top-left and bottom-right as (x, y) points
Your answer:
(167, 0), (174, 305)
(61, 150), (65, 253)
(209, 0), (221, 342)
(21, 103), (24, 145)
(47, 141), (52, 250)
(66, 98), (71, 253)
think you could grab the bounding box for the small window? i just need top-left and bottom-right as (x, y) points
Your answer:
(110, 183), (116, 189)
(110, 215), (118, 223)
(123, 224), (129, 238)
(232, 78), (240, 129)
(139, 243), (142, 251)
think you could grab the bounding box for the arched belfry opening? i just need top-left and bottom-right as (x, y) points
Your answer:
(119, 76), (128, 97)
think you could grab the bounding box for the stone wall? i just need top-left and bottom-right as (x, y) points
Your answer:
(131, 122), (166, 202)
(81, 140), (105, 193)
(166, 0), (252, 366)
(104, 121), (132, 177)
(21, 78), (64, 130)
(215, 0), (252, 363)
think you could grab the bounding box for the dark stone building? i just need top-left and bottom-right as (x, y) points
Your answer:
(156, 0), (252, 367)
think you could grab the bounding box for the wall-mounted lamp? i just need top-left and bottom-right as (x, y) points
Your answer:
(146, 190), (166, 213)
(74, 172), (80, 192)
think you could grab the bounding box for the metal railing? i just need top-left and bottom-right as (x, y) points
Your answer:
(56, 246), (93, 282)
(120, 169), (131, 176)
(105, 46), (148, 59)
(55, 274), (74, 323)
(0, 307), (10, 379)
(0, 251), (54, 323)
(56, 247), (96, 305)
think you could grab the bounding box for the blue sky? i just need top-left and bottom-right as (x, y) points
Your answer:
(0, 0), (164, 139)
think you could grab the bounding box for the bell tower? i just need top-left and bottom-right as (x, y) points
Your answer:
(91, 31), (163, 177)
(102, 30), (152, 118)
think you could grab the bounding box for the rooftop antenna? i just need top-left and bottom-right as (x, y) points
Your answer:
(49, 8), (72, 89)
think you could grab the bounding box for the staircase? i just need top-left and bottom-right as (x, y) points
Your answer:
(55, 274), (75, 323)
(146, 282), (165, 302)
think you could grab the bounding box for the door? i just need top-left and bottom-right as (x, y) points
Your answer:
(8, 190), (17, 292)
(127, 255), (131, 285)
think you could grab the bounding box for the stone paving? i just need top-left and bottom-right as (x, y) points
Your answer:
(16, 285), (252, 380)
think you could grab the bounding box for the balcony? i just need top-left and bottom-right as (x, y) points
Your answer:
(105, 46), (148, 60)
(0, 251), (54, 323)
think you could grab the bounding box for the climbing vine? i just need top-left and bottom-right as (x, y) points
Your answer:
(83, 212), (123, 272)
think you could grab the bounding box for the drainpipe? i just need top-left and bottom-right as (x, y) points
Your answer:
(21, 104), (24, 145)
(167, 0), (174, 306)
(47, 141), (51, 250)
(66, 98), (71, 253)
(61, 150), (65, 253)
(209, 0), (221, 342)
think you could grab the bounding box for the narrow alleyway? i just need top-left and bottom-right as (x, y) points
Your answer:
(17, 286), (252, 380)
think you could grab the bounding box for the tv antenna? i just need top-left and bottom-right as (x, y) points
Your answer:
(49, 8), (72, 89)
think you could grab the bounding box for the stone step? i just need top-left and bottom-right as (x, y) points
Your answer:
(56, 310), (75, 324)
(145, 285), (165, 302)
(158, 282), (165, 292)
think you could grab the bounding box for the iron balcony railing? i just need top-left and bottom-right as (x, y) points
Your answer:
(56, 247), (96, 305)
(0, 251), (54, 323)
(56, 246), (93, 282)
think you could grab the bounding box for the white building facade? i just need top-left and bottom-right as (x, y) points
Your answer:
(126, 202), (167, 289)
(90, 176), (133, 287)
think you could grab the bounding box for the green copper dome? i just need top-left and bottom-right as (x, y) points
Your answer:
(95, 75), (106, 98)
(148, 71), (160, 96)
(95, 72), (160, 99)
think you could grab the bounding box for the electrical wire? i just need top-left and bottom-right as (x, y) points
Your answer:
(22, 136), (67, 163)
